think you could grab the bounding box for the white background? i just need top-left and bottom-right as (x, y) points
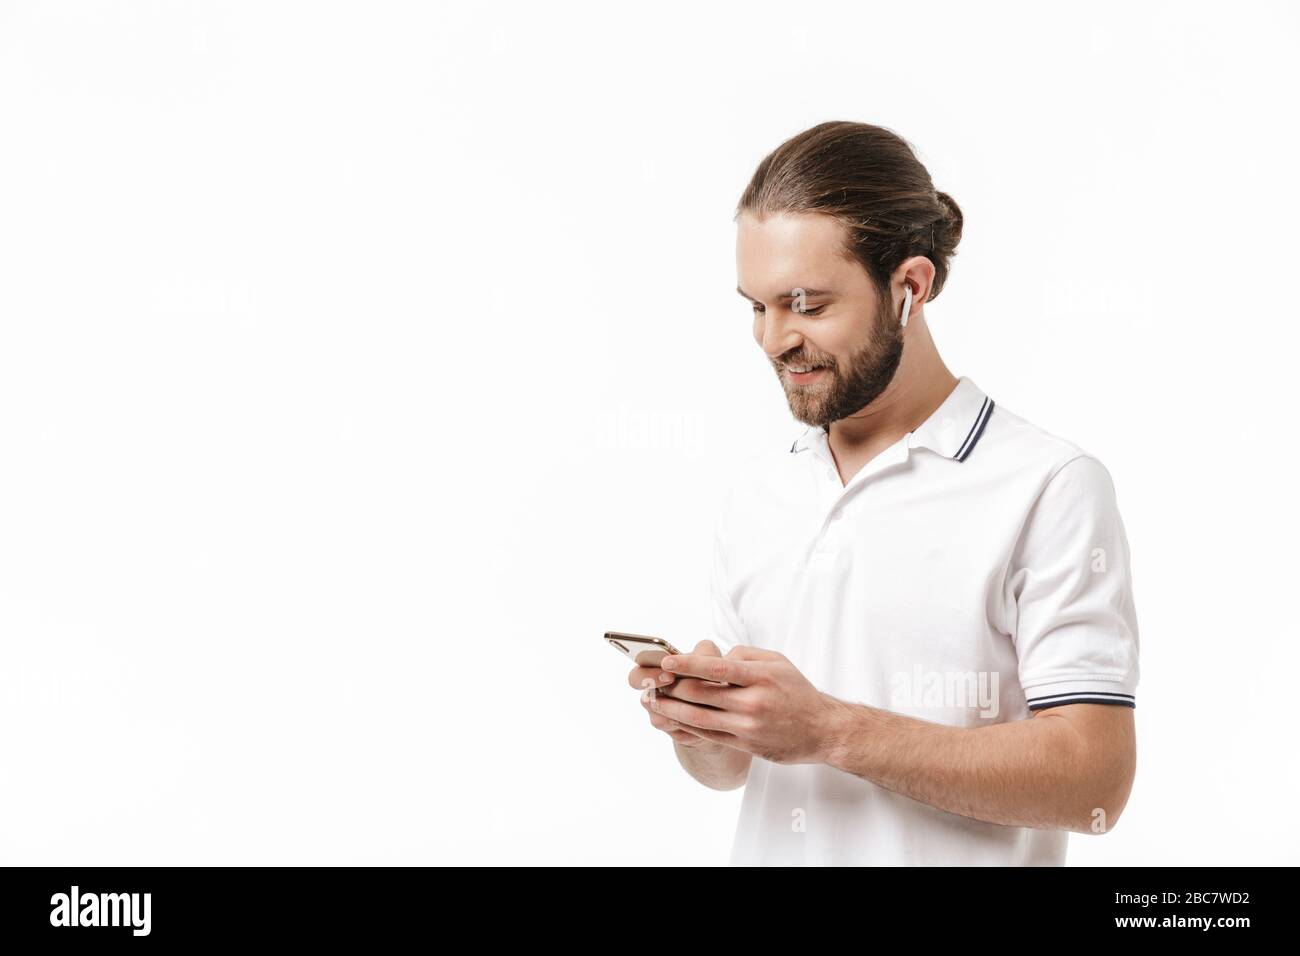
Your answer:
(1, 1), (1296, 865)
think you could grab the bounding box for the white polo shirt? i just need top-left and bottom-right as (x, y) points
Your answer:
(708, 376), (1139, 866)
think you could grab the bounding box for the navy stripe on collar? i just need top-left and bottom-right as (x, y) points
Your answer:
(954, 398), (994, 462)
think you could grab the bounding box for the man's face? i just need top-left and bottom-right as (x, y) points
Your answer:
(736, 211), (903, 428)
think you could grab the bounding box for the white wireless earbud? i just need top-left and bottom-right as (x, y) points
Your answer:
(900, 285), (913, 328)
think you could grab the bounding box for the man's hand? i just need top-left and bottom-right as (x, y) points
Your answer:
(628, 639), (730, 750)
(650, 645), (847, 764)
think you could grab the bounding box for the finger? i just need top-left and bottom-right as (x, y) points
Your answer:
(651, 690), (742, 734)
(641, 684), (687, 709)
(675, 734), (716, 746)
(649, 711), (708, 744)
(644, 700), (714, 744)
(639, 682), (674, 707)
(659, 653), (759, 686)
(694, 639), (721, 656)
(628, 666), (676, 692)
(668, 725), (715, 746)
(657, 676), (732, 709)
(671, 723), (746, 749)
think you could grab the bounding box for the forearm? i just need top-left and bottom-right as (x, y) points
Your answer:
(820, 700), (1127, 832)
(674, 739), (752, 791)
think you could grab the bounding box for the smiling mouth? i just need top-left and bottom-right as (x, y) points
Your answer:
(784, 365), (830, 386)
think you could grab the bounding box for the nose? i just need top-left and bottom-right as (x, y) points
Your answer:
(756, 308), (802, 360)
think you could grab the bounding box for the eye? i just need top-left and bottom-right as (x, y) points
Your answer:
(795, 305), (825, 316)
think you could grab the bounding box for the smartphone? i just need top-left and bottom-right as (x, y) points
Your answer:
(604, 630), (683, 668)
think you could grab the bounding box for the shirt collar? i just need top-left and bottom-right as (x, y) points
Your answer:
(788, 376), (995, 463)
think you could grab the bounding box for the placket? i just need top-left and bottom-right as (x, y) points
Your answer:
(807, 436), (911, 559)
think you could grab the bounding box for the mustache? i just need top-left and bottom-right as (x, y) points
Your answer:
(775, 351), (834, 369)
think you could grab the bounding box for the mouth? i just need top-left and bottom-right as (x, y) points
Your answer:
(783, 364), (830, 385)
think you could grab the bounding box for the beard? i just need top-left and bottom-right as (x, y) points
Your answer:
(771, 290), (905, 428)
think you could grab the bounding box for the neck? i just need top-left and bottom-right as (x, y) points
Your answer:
(827, 315), (958, 462)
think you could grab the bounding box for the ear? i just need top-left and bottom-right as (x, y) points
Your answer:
(893, 256), (937, 324)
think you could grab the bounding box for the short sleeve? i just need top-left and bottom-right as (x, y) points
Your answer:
(708, 503), (747, 655)
(1005, 454), (1140, 711)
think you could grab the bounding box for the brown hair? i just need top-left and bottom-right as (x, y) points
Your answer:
(735, 121), (963, 303)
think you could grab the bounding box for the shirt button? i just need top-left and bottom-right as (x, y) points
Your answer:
(825, 467), (836, 480)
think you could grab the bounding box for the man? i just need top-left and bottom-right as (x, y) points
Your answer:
(628, 121), (1139, 865)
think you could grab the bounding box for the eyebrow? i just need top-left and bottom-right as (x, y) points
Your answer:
(736, 286), (835, 301)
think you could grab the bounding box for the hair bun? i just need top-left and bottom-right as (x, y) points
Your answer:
(935, 190), (964, 249)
